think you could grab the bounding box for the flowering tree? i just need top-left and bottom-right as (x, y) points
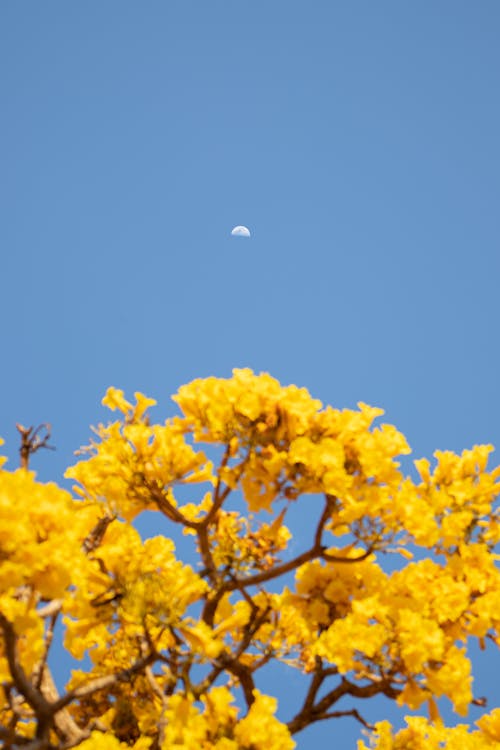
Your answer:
(1, 369), (500, 750)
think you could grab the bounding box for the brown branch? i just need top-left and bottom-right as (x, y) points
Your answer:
(227, 543), (374, 591)
(53, 652), (157, 711)
(206, 483), (233, 522)
(197, 526), (218, 583)
(194, 604), (271, 700)
(0, 613), (82, 744)
(321, 547), (375, 564)
(229, 545), (321, 590)
(0, 723), (34, 747)
(287, 672), (398, 735)
(0, 612), (52, 720)
(203, 443), (232, 524)
(16, 424), (55, 470)
(314, 495), (337, 549)
(202, 496), (373, 626)
(0, 639), (154, 749)
(144, 666), (168, 747)
(33, 612), (59, 690)
(202, 449), (250, 527)
(339, 676), (400, 702)
(36, 600), (62, 619)
(4, 685), (27, 738)
(82, 513), (116, 554)
(287, 677), (350, 734)
(315, 678), (370, 715)
(39, 669), (85, 744)
(228, 493), (371, 588)
(297, 658), (327, 719)
(196, 453), (251, 585)
(217, 654), (256, 709)
(200, 542), (321, 628)
(147, 484), (199, 528)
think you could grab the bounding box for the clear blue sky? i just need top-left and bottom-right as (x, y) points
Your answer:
(1, 2), (500, 747)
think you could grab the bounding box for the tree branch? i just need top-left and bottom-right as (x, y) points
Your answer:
(201, 496), (373, 626)
(0, 723), (35, 747)
(146, 483), (199, 528)
(297, 658), (327, 719)
(53, 653), (157, 711)
(287, 676), (349, 734)
(314, 495), (337, 549)
(0, 613), (52, 720)
(39, 669), (85, 744)
(33, 612), (59, 691)
(82, 513), (116, 554)
(16, 424), (54, 471)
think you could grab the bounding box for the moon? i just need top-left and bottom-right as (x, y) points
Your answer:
(231, 225), (251, 237)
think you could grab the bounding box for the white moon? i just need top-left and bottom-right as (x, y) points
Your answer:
(231, 225), (251, 237)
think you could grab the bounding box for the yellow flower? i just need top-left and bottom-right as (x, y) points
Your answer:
(476, 708), (500, 742)
(234, 691), (295, 750)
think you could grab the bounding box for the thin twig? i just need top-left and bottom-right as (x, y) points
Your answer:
(308, 708), (375, 731)
(16, 424), (55, 470)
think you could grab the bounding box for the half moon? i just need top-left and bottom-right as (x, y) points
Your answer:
(231, 225), (251, 237)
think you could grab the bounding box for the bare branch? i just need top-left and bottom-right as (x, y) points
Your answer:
(16, 424), (55, 470)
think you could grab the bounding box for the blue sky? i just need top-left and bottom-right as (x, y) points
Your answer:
(1, 2), (500, 747)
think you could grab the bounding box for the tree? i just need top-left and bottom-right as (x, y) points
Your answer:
(1, 368), (500, 750)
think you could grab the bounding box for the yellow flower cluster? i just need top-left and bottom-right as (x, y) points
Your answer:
(0, 468), (98, 680)
(75, 688), (293, 750)
(358, 710), (500, 750)
(207, 510), (292, 573)
(173, 369), (411, 512)
(64, 523), (209, 663)
(0, 369), (498, 749)
(67, 389), (214, 521)
(270, 548), (500, 715)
